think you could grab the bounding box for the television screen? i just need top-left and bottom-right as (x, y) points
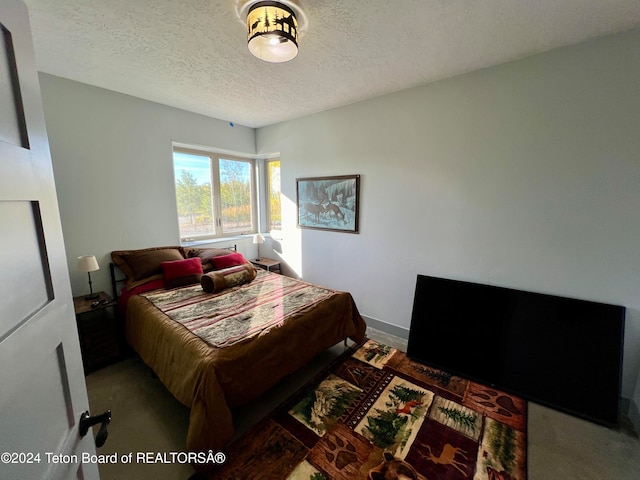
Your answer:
(407, 274), (626, 427)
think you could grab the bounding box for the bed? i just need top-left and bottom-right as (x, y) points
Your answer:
(110, 245), (366, 458)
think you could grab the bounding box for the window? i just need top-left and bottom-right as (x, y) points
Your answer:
(173, 148), (256, 241)
(265, 159), (281, 232)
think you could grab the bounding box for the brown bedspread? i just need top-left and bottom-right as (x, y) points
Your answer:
(124, 270), (366, 458)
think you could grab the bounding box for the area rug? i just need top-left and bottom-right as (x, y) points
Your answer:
(211, 339), (527, 479)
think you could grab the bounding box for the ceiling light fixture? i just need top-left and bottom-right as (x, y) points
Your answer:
(247, 1), (299, 63)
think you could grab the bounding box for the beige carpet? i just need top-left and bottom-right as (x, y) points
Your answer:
(86, 327), (640, 479)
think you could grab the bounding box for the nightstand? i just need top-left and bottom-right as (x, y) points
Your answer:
(250, 257), (281, 274)
(73, 291), (121, 373)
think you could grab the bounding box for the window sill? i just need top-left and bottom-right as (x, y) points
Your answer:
(181, 235), (253, 247)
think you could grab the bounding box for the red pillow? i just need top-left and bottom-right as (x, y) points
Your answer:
(210, 252), (246, 270)
(161, 257), (203, 289)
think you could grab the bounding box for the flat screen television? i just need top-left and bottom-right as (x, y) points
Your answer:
(407, 274), (626, 427)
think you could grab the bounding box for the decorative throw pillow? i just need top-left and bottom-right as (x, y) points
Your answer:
(185, 247), (239, 272)
(111, 246), (186, 289)
(161, 257), (203, 289)
(201, 263), (257, 293)
(210, 252), (247, 270)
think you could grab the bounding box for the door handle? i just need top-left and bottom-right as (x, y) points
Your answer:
(79, 410), (111, 448)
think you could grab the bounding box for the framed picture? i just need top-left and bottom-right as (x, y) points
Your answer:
(296, 174), (360, 233)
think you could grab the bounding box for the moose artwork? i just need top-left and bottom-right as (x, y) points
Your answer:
(296, 175), (360, 233)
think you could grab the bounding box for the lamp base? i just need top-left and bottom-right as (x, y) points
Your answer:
(84, 293), (99, 300)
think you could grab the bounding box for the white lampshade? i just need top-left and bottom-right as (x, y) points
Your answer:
(253, 233), (265, 244)
(247, 1), (299, 63)
(77, 255), (99, 273)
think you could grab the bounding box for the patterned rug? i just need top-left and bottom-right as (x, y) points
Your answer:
(210, 339), (527, 479)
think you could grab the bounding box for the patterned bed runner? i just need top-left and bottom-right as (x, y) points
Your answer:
(140, 271), (334, 348)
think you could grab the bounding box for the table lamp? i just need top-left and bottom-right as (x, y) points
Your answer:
(252, 233), (265, 261)
(78, 255), (100, 300)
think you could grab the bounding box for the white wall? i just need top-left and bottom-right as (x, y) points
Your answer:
(256, 29), (640, 404)
(39, 74), (256, 297)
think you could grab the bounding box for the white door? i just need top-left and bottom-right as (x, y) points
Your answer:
(0, 1), (100, 479)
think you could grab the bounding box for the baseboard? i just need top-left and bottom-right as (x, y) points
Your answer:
(362, 315), (409, 340)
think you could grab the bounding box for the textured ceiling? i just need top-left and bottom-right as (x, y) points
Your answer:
(22, 0), (640, 128)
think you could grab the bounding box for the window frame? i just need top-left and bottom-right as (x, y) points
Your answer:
(173, 146), (257, 242)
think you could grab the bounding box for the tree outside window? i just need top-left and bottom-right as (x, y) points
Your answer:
(173, 149), (256, 241)
(266, 159), (281, 232)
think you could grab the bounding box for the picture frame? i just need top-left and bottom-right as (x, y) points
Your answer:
(296, 174), (360, 233)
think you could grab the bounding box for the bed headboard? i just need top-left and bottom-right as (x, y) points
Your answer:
(109, 244), (237, 301)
